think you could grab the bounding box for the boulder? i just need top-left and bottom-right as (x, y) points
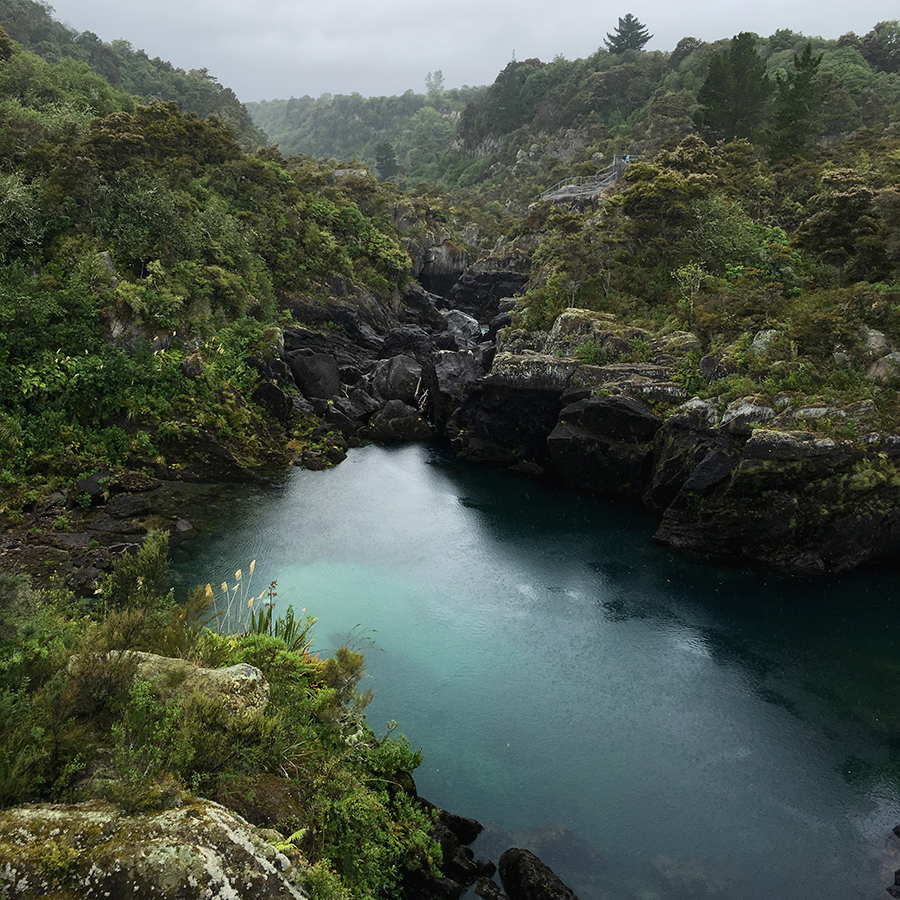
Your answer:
(547, 397), (663, 498)
(866, 351), (900, 383)
(498, 848), (580, 900)
(719, 397), (775, 435)
(367, 400), (433, 443)
(485, 311), (512, 344)
(543, 309), (631, 359)
(114, 651), (271, 716)
(0, 799), (308, 900)
(423, 351), (486, 432)
(399, 284), (452, 332)
(252, 381), (292, 424)
(496, 327), (548, 355)
(380, 325), (436, 363)
(331, 387), (382, 425)
(443, 309), (483, 349)
(287, 352), (341, 401)
(106, 493), (151, 519)
(643, 404), (734, 511)
(371, 355), (424, 405)
(447, 271), (528, 323)
(476, 878), (510, 900)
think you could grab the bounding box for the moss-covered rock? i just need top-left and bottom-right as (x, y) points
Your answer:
(0, 799), (309, 899)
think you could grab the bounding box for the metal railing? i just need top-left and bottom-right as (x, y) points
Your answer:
(539, 154), (637, 202)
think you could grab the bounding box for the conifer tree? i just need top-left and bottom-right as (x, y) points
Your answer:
(694, 33), (771, 141)
(765, 43), (828, 160)
(604, 14), (653, 53)
(374, 141), (399, 180)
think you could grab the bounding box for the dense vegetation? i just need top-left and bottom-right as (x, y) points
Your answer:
(246, 23), (900, 195)
(249, 82), (483, 184)
(0, 21), (417, 511)
(1, 0), (265, 147)
(4, 4), (900, 895)
(0, 533), (440, 898)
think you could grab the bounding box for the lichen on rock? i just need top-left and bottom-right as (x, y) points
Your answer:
(0, 799), (309, 899)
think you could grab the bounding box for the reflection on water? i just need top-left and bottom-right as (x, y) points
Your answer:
(170, 443), (900, 899)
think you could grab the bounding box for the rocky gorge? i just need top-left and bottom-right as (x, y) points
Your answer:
(10, 233), (900, 599)
(5, 234), (900, 900)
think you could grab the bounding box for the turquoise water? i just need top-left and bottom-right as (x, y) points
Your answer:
(170, 443), (900, 899)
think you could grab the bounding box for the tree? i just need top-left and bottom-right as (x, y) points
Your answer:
(604, 14), (653, 53)
(859, 20), (900, 73)
(374, 141), (399, 180)
(765, 43), (828, 160)
(0, 26), (14, 62)
(797, 168), (876, 286)
(425, 70), (444, 94)
(694, 33), (771, 141)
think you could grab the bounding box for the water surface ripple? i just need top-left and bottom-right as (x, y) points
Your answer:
(170, 444), (900, 900)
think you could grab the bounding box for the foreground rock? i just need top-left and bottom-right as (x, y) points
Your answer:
(0, 799), (309, 900)
(498, 848), (580, 900)
(123, 651), (270, 715)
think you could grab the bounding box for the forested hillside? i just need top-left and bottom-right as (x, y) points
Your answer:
(1, 0), (265, 147)
(0, 21), (417, 502)
(248, 22), (900, 196)
(248, 79), (483, 183)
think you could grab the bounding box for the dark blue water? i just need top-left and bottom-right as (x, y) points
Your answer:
(170, 443), (900, 899)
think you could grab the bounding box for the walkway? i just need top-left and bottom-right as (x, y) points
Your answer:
(539, 154), (635, 204)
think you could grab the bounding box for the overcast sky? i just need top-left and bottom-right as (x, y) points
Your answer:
(45, 0), (899, 103)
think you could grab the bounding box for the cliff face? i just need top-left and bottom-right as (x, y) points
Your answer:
(439, 312), (900, 574)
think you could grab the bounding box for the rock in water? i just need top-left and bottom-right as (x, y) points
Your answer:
(499, 848), (580, 900)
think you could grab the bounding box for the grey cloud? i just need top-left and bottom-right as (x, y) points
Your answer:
(47, 0), (898, 101)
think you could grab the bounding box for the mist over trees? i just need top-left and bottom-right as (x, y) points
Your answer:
(1, 0), (264, 147)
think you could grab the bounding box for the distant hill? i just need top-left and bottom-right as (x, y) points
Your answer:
(247, 84), (483, 180)
(0, 0), (266, 148)
(244, 24), (900, 195)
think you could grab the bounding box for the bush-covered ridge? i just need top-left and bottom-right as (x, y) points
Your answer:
(0, 532), (441, 900)
(0, 0), (265, 148)
(507, 133), (900, 430)
(0, 28), (418, 506)
(245, 23), (900, 193)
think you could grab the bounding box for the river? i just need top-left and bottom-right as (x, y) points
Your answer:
(169, 442), (900, 900)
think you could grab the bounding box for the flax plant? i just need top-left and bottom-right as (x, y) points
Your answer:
(206, 562), (316, 652)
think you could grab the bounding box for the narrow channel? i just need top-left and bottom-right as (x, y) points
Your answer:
(170, 443), (900, 900)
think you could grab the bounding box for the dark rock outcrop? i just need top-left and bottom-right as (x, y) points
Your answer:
(252, 381), (292, 423)
(498, 848), (580, 900)
(288, 352), (342, 401)
(448, 354), (578, 468)
(106, 493), (151, 519)
(447, 272), (529, 323)
(366, 400), (433, 443)
(371, 355), (424, 406)
(422, 351), (486, 433)
(547, 396), (663, 498)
